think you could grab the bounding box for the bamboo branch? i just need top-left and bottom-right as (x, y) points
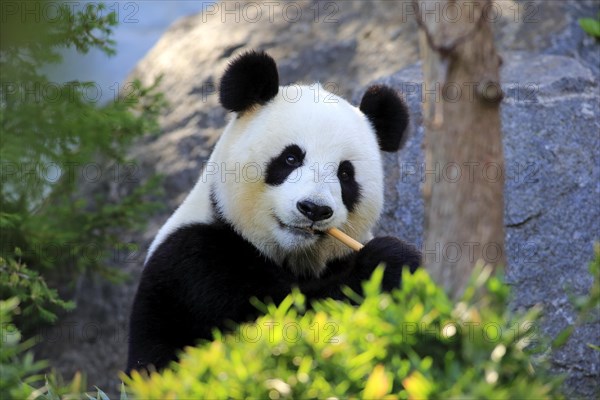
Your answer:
(327, 228), (364, 252)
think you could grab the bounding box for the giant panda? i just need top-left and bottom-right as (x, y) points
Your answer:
(126, 51), (421, 373)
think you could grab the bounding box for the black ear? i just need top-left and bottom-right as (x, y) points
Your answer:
(219, 51), (279, 113)
(359, 85), (410, 152)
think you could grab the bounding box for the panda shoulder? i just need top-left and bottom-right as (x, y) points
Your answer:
(144, 223), (235, 275)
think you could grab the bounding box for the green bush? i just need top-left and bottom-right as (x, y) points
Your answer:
(1, 1), (163, 397)
(0, 252), (75, 325)
(124, 266), (564, 399)
(0, 297), (47, 399)
(0, 297), (122, 399)
(1, 0), (165, 331)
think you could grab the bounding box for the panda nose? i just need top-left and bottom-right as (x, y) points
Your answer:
(297, 200), (333, 222)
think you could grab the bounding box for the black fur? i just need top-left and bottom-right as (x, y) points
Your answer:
(264, 144), (305, 186)
(337, 160), (361, 212)
(359, 85), (410, 152)
(219, 51), (279, 113)
(126, 223), (421, 373)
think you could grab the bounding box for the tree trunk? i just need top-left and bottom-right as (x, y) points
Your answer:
(416, 0), (505, 298)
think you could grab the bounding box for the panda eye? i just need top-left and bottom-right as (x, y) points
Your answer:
(338, 160), (355, 182)
(286, 154), (301, 167)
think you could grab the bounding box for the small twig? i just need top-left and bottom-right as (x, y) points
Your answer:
(327, 228), (364, 252)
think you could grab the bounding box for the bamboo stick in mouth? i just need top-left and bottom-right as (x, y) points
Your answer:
(327, 228), (364, 252)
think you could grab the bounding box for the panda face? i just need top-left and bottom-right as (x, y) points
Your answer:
(212, 87), (385, 274)
(145, 52), (408, 271)
(135, 51), (408, 275)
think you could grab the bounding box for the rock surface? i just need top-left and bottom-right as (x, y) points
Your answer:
(35, 0), (600, 396)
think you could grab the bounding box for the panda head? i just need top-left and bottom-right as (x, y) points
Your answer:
(211, 51), (409, 275)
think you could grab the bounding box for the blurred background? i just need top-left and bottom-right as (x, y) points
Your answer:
(43, 1), (206, 101)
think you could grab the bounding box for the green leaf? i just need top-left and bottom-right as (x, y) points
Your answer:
(120, 382), (128, 400)
(552, 325), (574, 349)
(95, 387), (110, 400)
(579, 18), (600, 38)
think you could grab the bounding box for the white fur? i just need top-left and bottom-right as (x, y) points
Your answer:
(147, 85), (384, 275)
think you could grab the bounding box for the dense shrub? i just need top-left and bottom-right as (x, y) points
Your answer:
(0, 298), (47, 399)
(124, 265), (565, 399)
(0, 297), (118, 399)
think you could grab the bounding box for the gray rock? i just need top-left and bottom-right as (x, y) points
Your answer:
(34, 0), (600, 396)
(371, 53), (600, 397)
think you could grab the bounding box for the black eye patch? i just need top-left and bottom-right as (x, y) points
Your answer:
(265, 144), (305, 186)
(338, 160), (361, 212)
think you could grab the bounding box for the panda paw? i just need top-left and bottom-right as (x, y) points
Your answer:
(355, 236), (421, 291)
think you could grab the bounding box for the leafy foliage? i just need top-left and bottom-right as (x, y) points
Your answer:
(0, 298), (47, 399)
(0, 0), (165, 328)
(579, 13), (600, 38)
(0, 252), (75, 325)
(0, 297), (127, 399)
(124, 266), (564, 399)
